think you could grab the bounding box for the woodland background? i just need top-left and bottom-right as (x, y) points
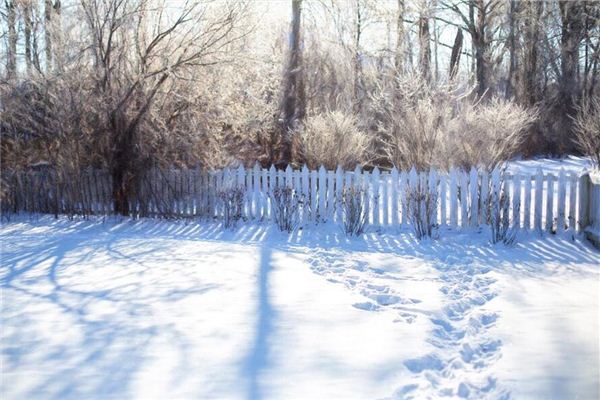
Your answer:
(1, 0), (599, 214)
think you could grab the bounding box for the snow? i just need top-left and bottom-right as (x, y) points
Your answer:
(1, 217), (599, 400)
(507, 155), (592, 175)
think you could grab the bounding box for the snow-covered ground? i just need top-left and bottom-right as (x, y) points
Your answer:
(1, 217), (598, 400)
(507, 155), (592, 175)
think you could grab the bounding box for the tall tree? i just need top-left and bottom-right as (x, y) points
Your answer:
(449, 28), (463, 80)
(279, 0), (304, 166)
(5, 0), (16, 79)
(443, 0), (503, 97)
(395, 0), (405, 73)
(559, 0), (585, 103)
(525, 0), (543, 105)
(418, 2), (431, 81)
(45, 0), (52, 69)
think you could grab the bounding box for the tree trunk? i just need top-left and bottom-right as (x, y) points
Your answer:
(418, 12), (431, 81)
(449, 28), (463, 80)
(353, 0), (363, 112)
(505, 0), (517, 98)
(474, 0), (488, 98)
(45, 0), (53, 70)
(279, 0), (304, 166)
(395, 0), (405, 73)
(110, 111), (135, 216)
(23, 1), (33, 73)
(559, 0), (584, 102)
(6, 0), (17, 79)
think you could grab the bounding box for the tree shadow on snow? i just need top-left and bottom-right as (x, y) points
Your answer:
(241, 243), (275, 400)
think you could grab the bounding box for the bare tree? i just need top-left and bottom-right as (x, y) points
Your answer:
(79, 0), (250, 214)
(5, 0), (16, 79)
(449, 28), (463, 80)
(395, 0), (406, 72)
(443, 0), (503, 98)
(279, 0), (304, 166)
(418, 1), (431, 81)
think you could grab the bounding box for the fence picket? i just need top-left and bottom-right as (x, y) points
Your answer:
(512, 174), (521, 228)
(469, 167), (479, 226)
(399, 171), (407, 227)
(318, 166), (327, 222)
(429, 169), (438, 226)
(391, 167), (399, 227)
(408, 168), (418, 226)
(449, 168), (458, 228)
(269, 166), (277, 218)
(522, 173), (531, 230)
(546, 173), (555, 232)
(327, 170), (335, 222)
(568, 172), (577, 231)
(372, 167), (380, 227)
(534, 169), (543, 232)
(439, 173), (447, 228)
(382, 171), (389, 227)
(335, 166), (343, 223)
(311, 169), (318, 222)
(459, 170), (469, 228)
(557, 169), (566, 233)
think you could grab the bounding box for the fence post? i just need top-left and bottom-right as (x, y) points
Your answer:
(578, 172), (590, 233)
(574, 171), (599, 246)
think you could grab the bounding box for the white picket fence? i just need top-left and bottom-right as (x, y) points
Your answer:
(207, 164), (587, 233)
(7, 164), (592, 234)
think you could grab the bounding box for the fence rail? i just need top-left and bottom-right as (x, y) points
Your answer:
(2, 164), (593, 234)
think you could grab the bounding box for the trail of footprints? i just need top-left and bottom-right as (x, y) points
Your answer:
(308, 252), (422, 324)
(307, 252), (508, 400)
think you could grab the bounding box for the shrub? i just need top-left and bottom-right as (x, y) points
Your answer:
(270, 186), (303, 232)
(217, 186), (245, 229)
(445, 99), (537, 170)
(406, 182), (438, 240)
(371, 74), (537, 171)
(573, 98), (600, 169)
(341, 186), (368, 237)
(299, 111), (371, 170)
(488, 180), (519, 245)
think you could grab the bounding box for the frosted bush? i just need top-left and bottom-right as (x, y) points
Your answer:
(270, 186), (303, 232)
(217, 186), (245, 229)
(299, 111), (371, 170)
(341, 186), (368, 237)
(488, 180), (519, 245)
(406, 183), (438, 240)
